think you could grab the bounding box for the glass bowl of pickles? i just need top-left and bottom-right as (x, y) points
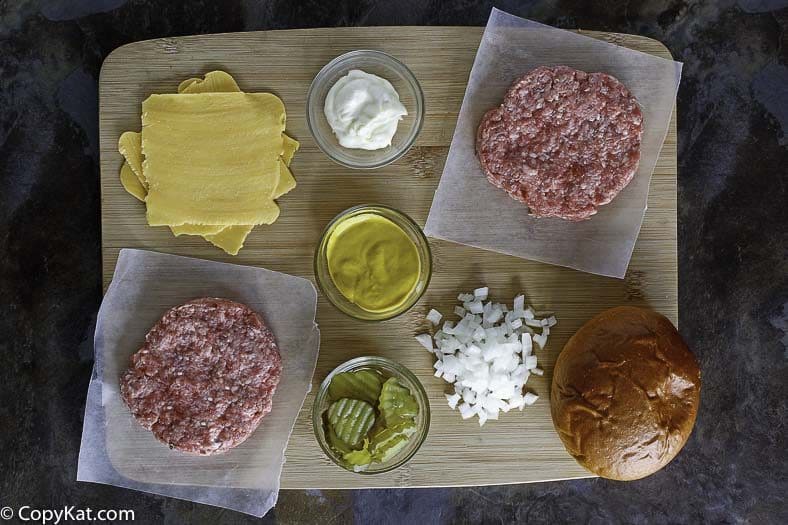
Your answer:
(312, 356), (430, 474)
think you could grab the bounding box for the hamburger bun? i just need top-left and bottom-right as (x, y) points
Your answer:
(550, 306), (700, 481)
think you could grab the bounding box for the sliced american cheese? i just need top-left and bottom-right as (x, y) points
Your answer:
(118, 71), (299, 207)
(142, 92), (285, 226)
(118, 131), (145, 187)
(116, 71), (299, 254)
(178, 70), (240, 94)
(176, 71), (299, 201)
(169, 72), (297, 246)
(275, 135), (299, 197)
(170, 223), (226, 236)
(204, 225), (255, 256)
(275, 161), (297, 196)
(119, 162), (146, 201)
(206, 162), (296, 254)
(282, 134), (299, 165)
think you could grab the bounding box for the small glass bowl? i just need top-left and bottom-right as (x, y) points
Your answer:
(314, 204), (432, 322)
(306, 50), (425, 169)
(312, 356), (430, 474)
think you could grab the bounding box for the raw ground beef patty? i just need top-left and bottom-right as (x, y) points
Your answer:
(476, 65), (643, 221)
(120, 297), (282, 455)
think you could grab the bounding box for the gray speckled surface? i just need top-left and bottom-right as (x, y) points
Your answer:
(1, 1), (786, 523)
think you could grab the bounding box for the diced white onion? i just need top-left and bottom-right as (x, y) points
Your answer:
(415, 333), (434, 352)
(426, 309), (442, 326)
(418, 288), (557, 425)
(522, 333), (533, 355)
(513, 294), (525, 312)
(458, 403), (475, 419)
(445, 393), (461, 410)
(468, 301), (484, 314)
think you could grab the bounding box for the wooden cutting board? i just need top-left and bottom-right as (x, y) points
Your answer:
(99, 27), (677, 489)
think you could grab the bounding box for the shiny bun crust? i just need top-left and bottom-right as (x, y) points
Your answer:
(550, 306), (700, 481)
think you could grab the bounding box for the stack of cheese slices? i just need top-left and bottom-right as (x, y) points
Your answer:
(118, 71), (299, 255)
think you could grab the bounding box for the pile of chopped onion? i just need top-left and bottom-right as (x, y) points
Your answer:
(416, 288), (556, 426)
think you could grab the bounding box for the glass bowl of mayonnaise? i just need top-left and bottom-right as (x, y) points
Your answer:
(307, 50), (425, 169)
(314, 204), (432, 321)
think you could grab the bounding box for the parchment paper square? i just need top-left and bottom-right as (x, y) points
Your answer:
(424, 9), (682, 278)
(78, 249), (320, 517)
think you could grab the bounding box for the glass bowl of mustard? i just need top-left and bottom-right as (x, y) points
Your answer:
(306, 50), (425, 169)
(312, 356), (430, 474)
(314, 204), (432, 322)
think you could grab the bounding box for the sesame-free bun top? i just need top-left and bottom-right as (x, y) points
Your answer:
(550, 306), (701, 481)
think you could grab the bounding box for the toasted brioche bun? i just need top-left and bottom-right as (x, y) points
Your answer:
(551, 306), (700, 481)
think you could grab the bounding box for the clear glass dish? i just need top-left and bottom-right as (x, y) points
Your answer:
(314, 204), (432, 322)
(311, 356), (430, 474)
(306, 50), (425, 169)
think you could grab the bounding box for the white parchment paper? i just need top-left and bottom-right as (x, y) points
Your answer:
(77, 249), (320, 517)
(424, 8), (682, 278)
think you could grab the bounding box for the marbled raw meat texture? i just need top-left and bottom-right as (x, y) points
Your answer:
(120, 298), (282, 455)
(477, 66), (643, 221)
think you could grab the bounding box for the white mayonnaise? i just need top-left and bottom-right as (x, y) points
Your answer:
(324, 69), (408, 150)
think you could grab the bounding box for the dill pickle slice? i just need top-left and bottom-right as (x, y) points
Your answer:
(371, 433), (410, 463)
(328, 370), (383, 404)
(327, 398), (376, 449)
(373, 419), (417, 440)
(327, 425), (353, 456)
(369, 419), (417, 462)
(366, 413), (388, 438)
(343, 439), (373, 470)
(378, 377), (420, 427)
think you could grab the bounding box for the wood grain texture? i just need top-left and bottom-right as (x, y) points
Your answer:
(99, 27), (677, 489)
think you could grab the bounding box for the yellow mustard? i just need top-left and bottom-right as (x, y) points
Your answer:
(326, 213), (420, 313)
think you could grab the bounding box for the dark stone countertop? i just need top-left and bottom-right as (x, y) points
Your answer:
(1, 1), (786, 523)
